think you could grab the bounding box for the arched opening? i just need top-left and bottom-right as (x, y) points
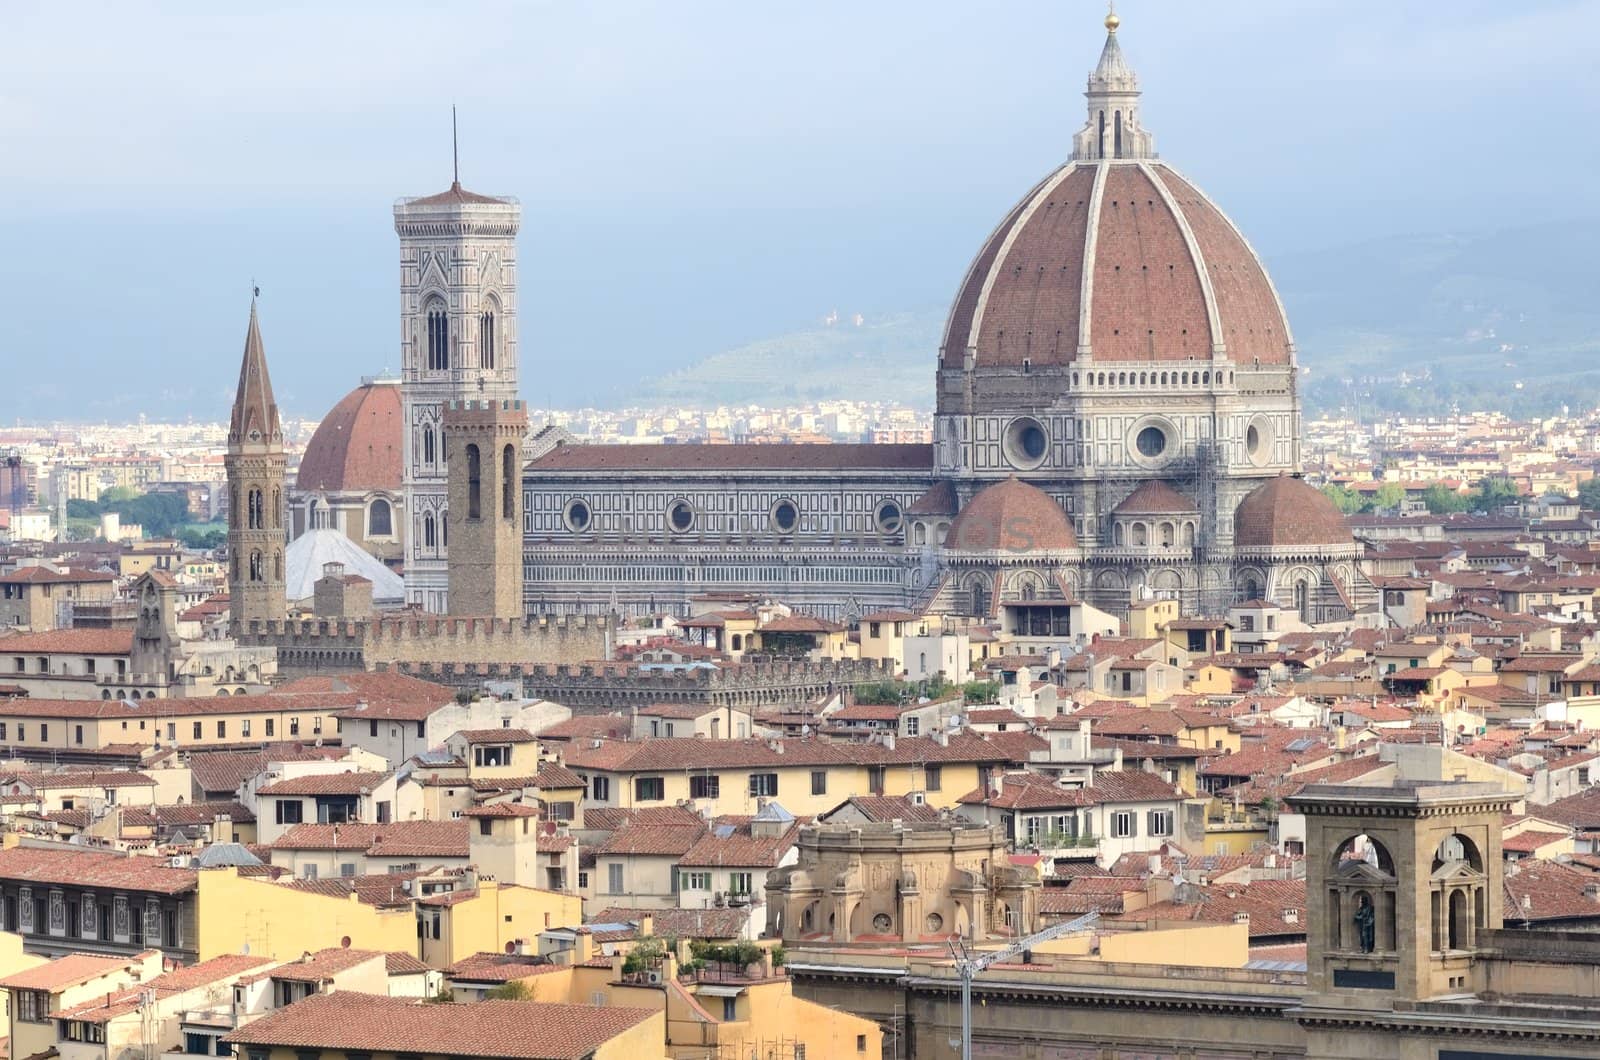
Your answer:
(479, 298), (498, 369)
(248, 551), (263, 582)
(1182, 522), (1195, 547)
(1114, 109), (1124, 158)
(968, 578), (990, 617)
(425, 297), (450, 370)
(465, 444), (482, 519)
(1113, 522), (1125, 546)
(1243, 577), (1259, 600)
(272, 488), (281, 529)
(1159, 522), (1174, 548)
(502, 444), (515, 521)
(441, 512), (448, 547)
(423, 515), (436, 549)
(1097, 109), (1106, 158)
(247, 488), (263, 530)
(423, 427), (435, 466)
(1294, 580), (1310, 622)
(369, 499), (392, 537)
(1448, 889), (1468, 950)
(1131, 522), (1148, 547)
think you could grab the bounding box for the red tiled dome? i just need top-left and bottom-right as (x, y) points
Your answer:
(939, 160), (1292, 369)
(296, 380), (402, 493)
(1112, 480), (1197, 515)
(945, 477), (1077, 553)
(1234, 475), (1353, 550)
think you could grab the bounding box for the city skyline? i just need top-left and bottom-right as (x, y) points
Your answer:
(3, 1), (1598, 420)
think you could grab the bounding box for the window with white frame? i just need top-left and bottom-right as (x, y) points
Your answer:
(1147, 809), (1174, 837)
(680, 871), (711, 891)
(1112, 811), (1135, 838)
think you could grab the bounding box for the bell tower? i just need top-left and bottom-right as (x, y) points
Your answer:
(394, 145), (521, 614)
(443, 396), (528, 618)
(226, 297), (287, 633)
(1289, 781), (1512, 1007)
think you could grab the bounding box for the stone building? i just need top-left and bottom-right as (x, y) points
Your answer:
(519, 15), (1367, 623)
(765, 820), (1037, 945)
(290, 377), (405, 567)
(225, 298), (287, 633)
(394, 180), (521, 614)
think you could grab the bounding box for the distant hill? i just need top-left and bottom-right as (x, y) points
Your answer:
(637, 310), (942, 408)
(634, 220), (1600, 416)
(1278, 219), (1600, 416)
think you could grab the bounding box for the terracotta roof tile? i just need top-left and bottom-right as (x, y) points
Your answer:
(0, 845), (196, 894)
(223, 992), (658, 1060)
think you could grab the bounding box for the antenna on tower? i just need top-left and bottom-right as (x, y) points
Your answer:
(452, 104), (460, 187)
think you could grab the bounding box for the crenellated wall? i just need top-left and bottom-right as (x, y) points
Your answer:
(238, 613), (612, 679)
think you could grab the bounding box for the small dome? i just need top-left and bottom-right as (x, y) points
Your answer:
(296, 380), (402, 493)
(1113, 480), (1197, 516)
(945, 478), (1077, 553)
(1234, 475), (1353, 549)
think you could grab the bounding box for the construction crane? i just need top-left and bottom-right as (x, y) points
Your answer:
(948, 911), (1100, 1060)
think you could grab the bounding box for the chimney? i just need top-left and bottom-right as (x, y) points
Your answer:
(1586, 882), (1600, 903)
(639, 913), (654, 938)
(1148, 854), (1160, 876)
(884, 732), (895, 752)
(573, 928), (593, 964)
(1112, 747), (1123, 772)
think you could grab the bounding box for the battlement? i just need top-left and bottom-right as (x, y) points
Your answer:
(239, 613), (613, 681)
(442, 398), (527, 426)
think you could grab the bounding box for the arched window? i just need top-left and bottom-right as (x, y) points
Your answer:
(1113, 522), (1125, 546)
(1159, 522), (1174, 547)
(423, 515), (436, 549)
(442, 512), (448, 547)
(248, 550), (263, 582)
(1131, 522), (1148, 547)
(271, 488), (281, 529)
(423, 427), (435, 466)
(274, 551), (282, 582)
(247, 488), (263, 530)
(466, 444), (481, 519)
(1294, 580), (1310, 621)
(479, 299), (499, 369)
(969, 580), (989, 617)
(1097, 109), (1106, 158)
(1114, 110), (1124, 158)
(502, 444), (515, 521)
(1243, 577), (1259, 600)
(425, 297), (450, 370)
(369, 499), (392, 537)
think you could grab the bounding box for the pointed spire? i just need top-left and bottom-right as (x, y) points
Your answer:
(229, 294), (282, 446)
(1071, 4), (1156, 162)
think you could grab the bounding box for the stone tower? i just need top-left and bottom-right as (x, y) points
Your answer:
(1289, 781), (1510, 1006)
(394, 174), (521, 614)
(443, 396), (528, 618)
(226, 298), (287, 632)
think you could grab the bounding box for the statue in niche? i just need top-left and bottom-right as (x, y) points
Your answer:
(1354, 892), (1376, 953)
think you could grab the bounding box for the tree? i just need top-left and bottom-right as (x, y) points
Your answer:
(1321, 485), (1363, 515)
(1368, 482), (1405, 512)
(1576, 477), (1600, 511)
(485, 980), (533, 1000)
(1419, 484), (1469, 514)
(961, 680), (1001, 705)
(1470, 476), (1523, 513)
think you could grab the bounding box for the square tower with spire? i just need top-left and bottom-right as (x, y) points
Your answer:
(226, 297), (288, 631)
(393, 152), (521, 614)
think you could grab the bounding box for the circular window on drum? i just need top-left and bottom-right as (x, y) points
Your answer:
(770, 499), (799, 534)
(1003, 416), (1049, 470)
(875, 500), (903, 535)
(1246, 415), (1273, 467)
(563, 499), (592, 533)
(1129, 419), (1175, 468)
(667, 499), (695, 533)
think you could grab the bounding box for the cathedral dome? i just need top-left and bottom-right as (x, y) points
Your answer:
(945, 477), (1078, 554)
(296, 380), (403, 493)
(938, 21), (1292, 372)
(1112, 479), (1196, 515)
(1233, 475), (1353, 550)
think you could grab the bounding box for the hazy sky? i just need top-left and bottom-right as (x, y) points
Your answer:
(2, 0), (1597, 420)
